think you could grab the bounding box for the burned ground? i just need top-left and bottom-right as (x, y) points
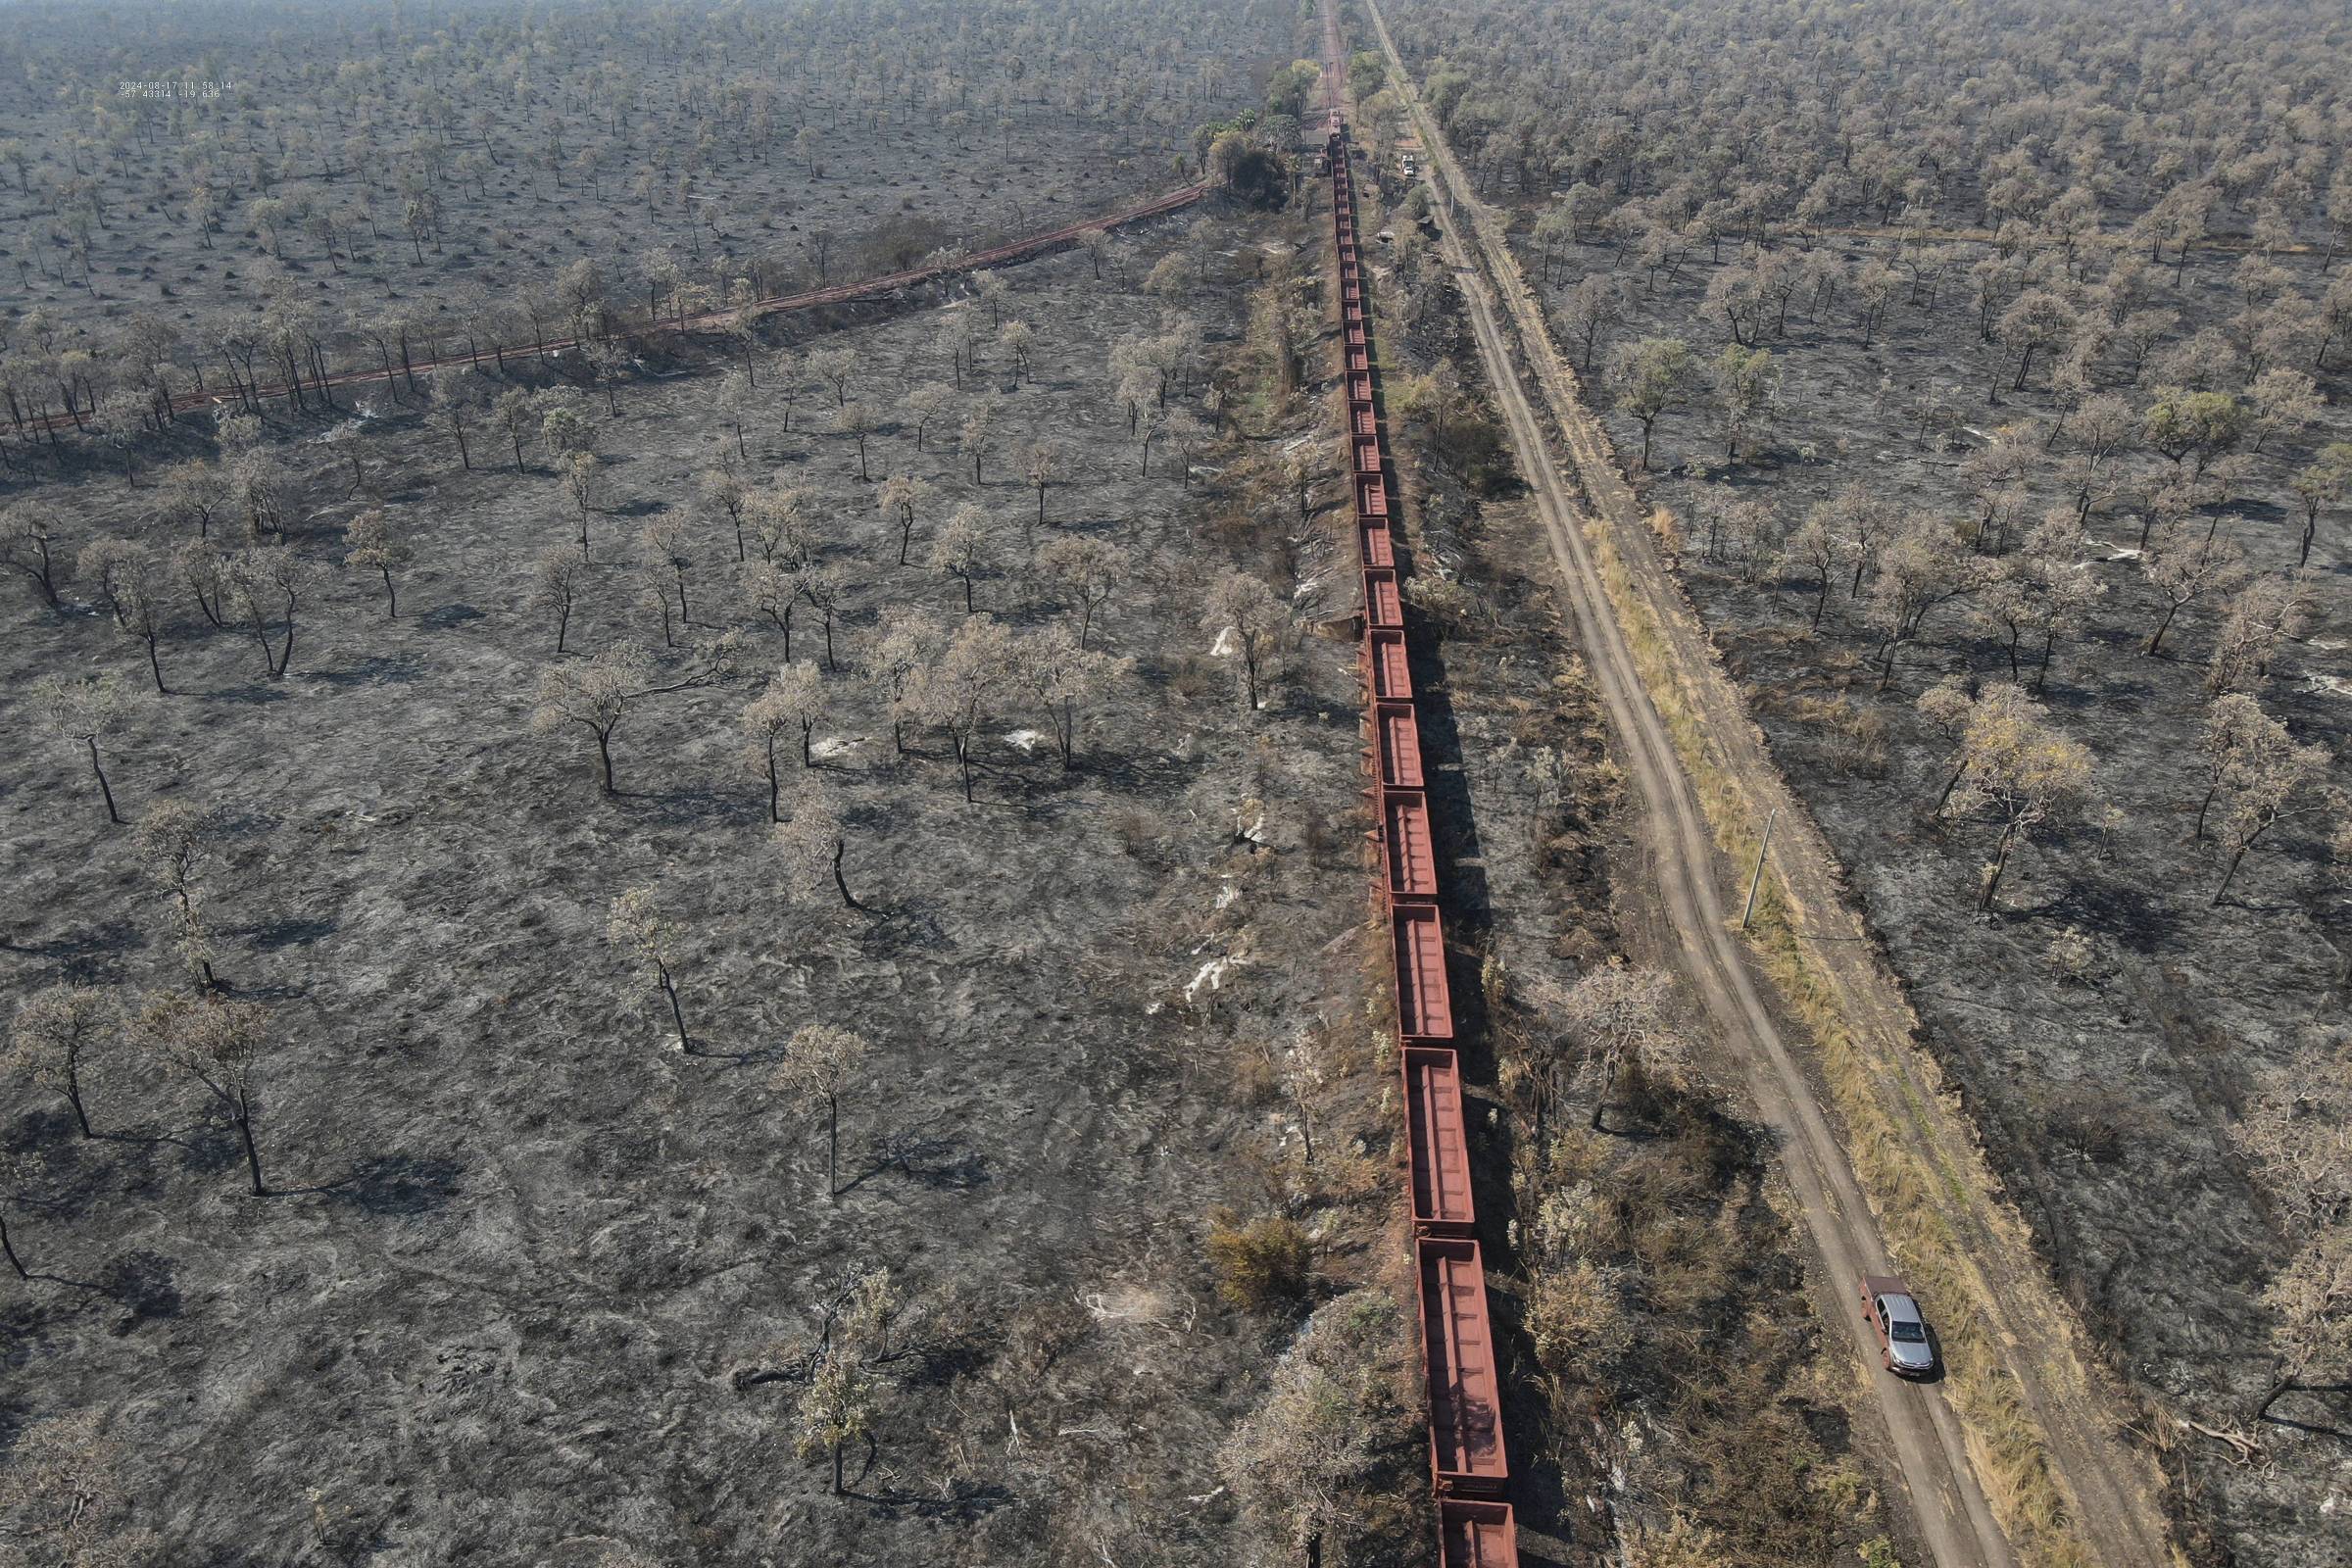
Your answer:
(0, 0), (1293, 387)
(0, 197), (1432, 1565)
(1511, 170), (2351, 1568)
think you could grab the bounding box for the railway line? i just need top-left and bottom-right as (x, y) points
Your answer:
(14, 181), (1205, 439)
(1315, 19), (1520, 1564)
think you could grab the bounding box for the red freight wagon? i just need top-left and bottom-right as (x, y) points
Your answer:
(1385, 789), (1441, 902)
(1354, 434), (1383, 472)
(1346, 323), (1368, 349)
(1345, 303), (1366, 328)
(1360, 520), (1396, 569)
(1350, 373), (1374, 404)
(1366, 626), (1411, 700)
(1364, 567), (1404, 630)
(1394, 905), (1454, 1040)
(1352, 404), (1378, 436)
(1374, 698), (1422, 788)
(1358, 474), (1390, 517)
(1417, 1236), (1505, 1491)
(1403, 1046), (1475, 1232)
(1439, 1501), (1520, 1568)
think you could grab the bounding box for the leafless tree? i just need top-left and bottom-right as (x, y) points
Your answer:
(529, 546), (586, 655)
(859, 608), (941, 756)
(902, 383), (953, 452)
(343, 509), (412, 618)
(531, 635), (742, 795)
(33, 672), (143, 824)
(1015, 625), (1126, 768)
(1020, 440), (1071, 530)
(773, 788), (858, 910)
(3, 500), (61, 607)
(771, 1022), (871, 1200)
(132, 993), (273, 1195)
(958, 398), (1001, 486)
(562, 452), (603, 560)
(7, 985), (109, 1138)
(1932, 684), (2095, 910)
(2141, 525), (2249, 657)
(1036, 535), (1130, 651)
(916, 614), (1016, 802)
(808, 346), (858, 408)
(132, 801), (217, 991)
(608, 885), (693, 1052)
(929, 504), (990, 612)
(1201, 568), (1287, 711)
(221, 547), (312, 677)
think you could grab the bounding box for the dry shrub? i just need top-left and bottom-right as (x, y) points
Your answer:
(1524, 1255), (1631, 1376)
(1205, 1208), (1313, 1311)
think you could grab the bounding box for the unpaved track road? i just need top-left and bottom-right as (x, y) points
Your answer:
(1357, 2), (2178, 1566)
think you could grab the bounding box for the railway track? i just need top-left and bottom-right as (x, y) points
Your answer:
(1315, 15), (1521, 1566)
(16, 182), (1206, 438)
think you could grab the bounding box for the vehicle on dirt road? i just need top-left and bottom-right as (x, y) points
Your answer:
(1860, 1274), (1938, 1377)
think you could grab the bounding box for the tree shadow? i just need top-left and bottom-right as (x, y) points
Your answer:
(319, 1153), (465, 1217)
(844, 1131), (991, 1193)
(95, 1248), (183, 1321)
(307, 654), (426, 688)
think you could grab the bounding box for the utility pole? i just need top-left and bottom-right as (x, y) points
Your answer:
(1740, 807), (1780, 932)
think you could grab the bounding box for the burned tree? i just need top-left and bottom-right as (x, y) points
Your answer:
(608, 885), (694, 1053)
(771, 1022), (871, 1201)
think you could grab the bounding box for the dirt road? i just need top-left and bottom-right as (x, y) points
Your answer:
(1354, 2), (2180, 1566)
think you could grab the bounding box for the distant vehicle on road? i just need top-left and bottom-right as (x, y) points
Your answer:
(1860, 1273), (1937, 1378)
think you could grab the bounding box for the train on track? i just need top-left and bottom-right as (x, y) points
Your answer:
(1324, 99), (1521, 1567)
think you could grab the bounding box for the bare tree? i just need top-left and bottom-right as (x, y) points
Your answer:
(1016, 624), (1126, 768)
(221, 547), (312, 677)
(902, 383), (953, 452)
(608, 885), (693, 1052)
(742, 661), (829, 814)
(1934, 684), (2095, 910)
(1036, 535), (1129, 650)
(1020, 440), (1070, 529)
(959, 397), (1000, 485)
(718, 367), (757, 460)
(836, 398), (875, 481)
(529, 546), (586, 655)
(1554, 961), (1681, 1131)
(495, 388), (538, 471)
(2206, 574), (2312, 696)
(133, 993), (273, 1194)
(875, 473), (930, 566)
(771, 1022), (870, 1200)
(2197, 700), (2330, 904)
(7, 986), (109, 1138)
(1201, 568), (1287, 711)
(344, 508), (412, 617)
(33, 672), (142, 824)
(2142, 524), (2249, 656)
(808, 346), (858, 408)
(2, 500), (61, 608)
(132, 801), (217, 990)
(531, 635), (741, 795)
(929, 504), (990, 612)
(562, 452), (603, 560)
(639, 517), (695, 632)
(773, 788), (858, 909)
(858, 608), (941, 755)
(916, 614), (1016, 802)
